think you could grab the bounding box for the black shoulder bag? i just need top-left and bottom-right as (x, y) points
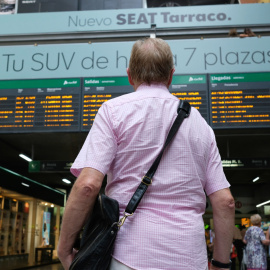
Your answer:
(69, 100), (191, 270)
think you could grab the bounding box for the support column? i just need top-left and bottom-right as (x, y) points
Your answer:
(54, 206), (60, 257)
(28, 199), (37, 265)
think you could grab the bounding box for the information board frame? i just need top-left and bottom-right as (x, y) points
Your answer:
(81, 76), (133, 131)
(0, 78), (82, 133)
(81, 74), (210, 132)
(209, 72), (270, 130)
(1, 72), (270, 133)
(170, 74), (209, 124)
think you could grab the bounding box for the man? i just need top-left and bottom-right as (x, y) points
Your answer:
(58, 38), (235, 270)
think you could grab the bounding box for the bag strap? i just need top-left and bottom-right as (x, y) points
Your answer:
(118, 100), (191, 227)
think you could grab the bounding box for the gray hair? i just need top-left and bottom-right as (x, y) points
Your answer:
(129, 38), (174, 85)
(250, 214), (261, 226)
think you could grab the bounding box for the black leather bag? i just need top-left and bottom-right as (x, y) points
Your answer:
(69, 194), (119, 270)
(69, 100), (191, 270)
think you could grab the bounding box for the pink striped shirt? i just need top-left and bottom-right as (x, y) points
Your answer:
(71, 83), (230, 270)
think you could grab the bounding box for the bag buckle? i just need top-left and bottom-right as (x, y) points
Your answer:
(141, 175), (152, 186)
(117, 212), (133, 228)
(177, 100), (191, 118)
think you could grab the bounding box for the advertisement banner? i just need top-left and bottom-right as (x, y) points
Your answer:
(42, 212), (51, 246)
(0, 37), (269, 80)
(0, 4), (270, 36)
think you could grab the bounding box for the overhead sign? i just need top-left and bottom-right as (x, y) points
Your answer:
(0, 78), (81, 133)
(0, 37), (270, 80)
(0, 4), (269, 36)
(222, 158), (270, 168)
(1, 71), (270, 133)
(82, 77), (132, 130)
(29, 161), (73, 172)
(209, 72), (270, 129)
(170, 74), (209, 122)
(81, 74), (209, 130)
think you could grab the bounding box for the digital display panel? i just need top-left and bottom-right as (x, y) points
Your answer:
(170, 74), (209, 123)
(81, 77), (133, 131)
(81, 75), (209, 131)
(5, 72), (269, 133)
(0, 78), (81, 133)
(209, 72), (270, 129)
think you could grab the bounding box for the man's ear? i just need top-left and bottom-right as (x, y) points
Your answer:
(167, 68), (175, 87)
(127, 68), (134, 86)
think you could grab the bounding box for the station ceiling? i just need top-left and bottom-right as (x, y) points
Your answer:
(0, 128), (269, 197)
(0, 1), (269, 201)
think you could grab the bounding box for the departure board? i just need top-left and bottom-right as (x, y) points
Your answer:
(0, 78), (81, 133)
(209, 72), (270, 129)
(170, 74), (209, 123)
(81, 77), (133, 131)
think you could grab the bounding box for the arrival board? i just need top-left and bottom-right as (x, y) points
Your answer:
(209, 72), (270, 129)
(0, 78), (81, 133)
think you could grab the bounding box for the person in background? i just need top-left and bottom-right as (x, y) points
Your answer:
(57, 37), (235, 270)
(239, 28), (256, 38)
(243, 214), (270, 270)
(240, 225), (247, 240)
(266, 225), (270, 241)
(233, 225), (246, 269)
(206, 228), (215, 268)
(228, 28), (238, 37)
(231, 243), (238, 270)
(266, 225), (270, 269)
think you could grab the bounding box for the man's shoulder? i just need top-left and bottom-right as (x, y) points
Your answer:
(189, 106), (210, 126)
(105, 92), (137, 108)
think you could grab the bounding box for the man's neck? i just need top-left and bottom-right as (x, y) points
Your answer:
(133, 81), (168, 91)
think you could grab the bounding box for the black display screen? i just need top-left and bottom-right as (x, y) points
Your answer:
(209, 72), (270, 129)
(1, 73), (268, 133)
(170, 74), (209, 123)
(0, 78), (81, 133)
(81, 77), (133, 131)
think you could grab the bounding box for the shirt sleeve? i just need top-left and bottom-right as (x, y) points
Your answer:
(204, 129), (230, 196)
(70, 103), (117, 177)
(259, 229), (266, 241)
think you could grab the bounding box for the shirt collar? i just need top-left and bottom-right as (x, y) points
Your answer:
(136, 83), (169, 93)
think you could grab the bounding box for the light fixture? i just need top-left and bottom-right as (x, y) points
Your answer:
(252, 177), (260, 182)
(19, 154), (32, 162)
(21, 182), (30, 187)
(256, 200), (270, 208)
(62, 178), (71, 184)
(51, 204), (54, 207)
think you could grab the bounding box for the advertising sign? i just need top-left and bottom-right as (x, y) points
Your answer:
(1, 37), (270, 80)
(0, 4), (269, 35)
(42, 212), (51, 246)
